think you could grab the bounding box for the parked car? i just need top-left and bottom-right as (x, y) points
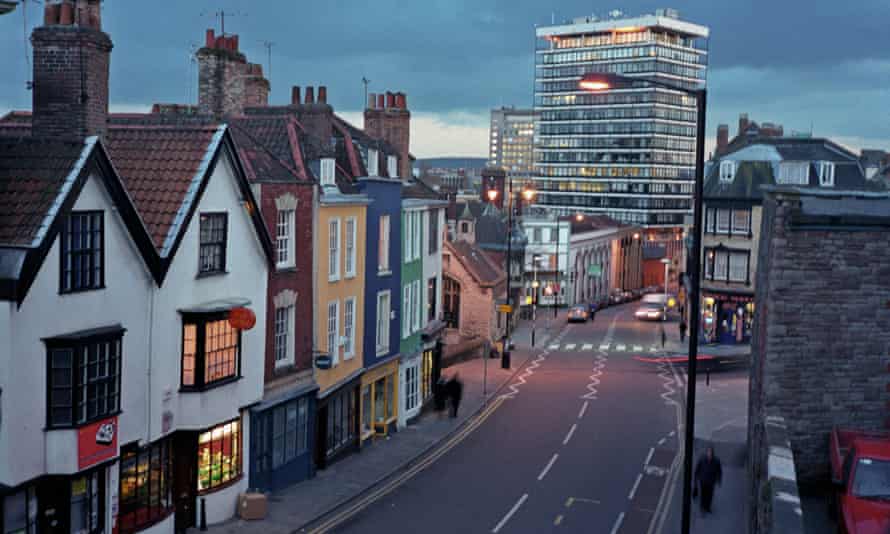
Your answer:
(634, 303), (664, 321)
(609, 291), (625, 305)
(830, 428), (890, 534)
(567, 305), (589, 323)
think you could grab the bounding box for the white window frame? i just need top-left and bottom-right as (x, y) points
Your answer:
(716, 209), (730, 234)
(343, 297), (356, 359)
(732, 209), (750, 234)
(714, 250), (729, 281)
(273, 304), (294, 368)
(404, 212), (412, 263)
(818, 161), (835, 187)
(413, 280), (422, 332)
(368, 149), (379, 177)
(327, 300), (340, 364)
(404, 364), (419, 412)
(345, 217), (357, 278)
(276, 209), (295, 268)
(719, 160), (736, 183)
(387, 155), (398, 178)
(414, 212), (422, 260)
(376, 290), (391, 356)
(705, 207), (715, 233)
(321, 158), (336, 185)
(402, 285), (411, 338)
(778, 161), (809, 185)
(328, 217), (341, 281)
(729, 252), (748, 283)
(378, 215), (390, 273)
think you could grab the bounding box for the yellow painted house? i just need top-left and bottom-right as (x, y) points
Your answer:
(313, 172), (369, 468)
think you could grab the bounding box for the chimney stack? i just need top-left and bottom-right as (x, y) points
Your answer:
(32, 0), (112, 139)
(365, 89), (412, 179)
(292, 86), (301, 105)
(716, 124), (729, 154)
(305, 86), (315, 104)
(197, 28), (272, 118)
(739, 113), (750, 136)
(318, 86), (327, 104)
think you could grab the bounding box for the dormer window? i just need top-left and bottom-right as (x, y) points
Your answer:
(321, 158), (336, 186)
(719, 160), (736, 183)
(818, 161), (835, 187)
(777, 161), (809, 185)
(368, 149), (379, 177)
(387, 155), (398, 178)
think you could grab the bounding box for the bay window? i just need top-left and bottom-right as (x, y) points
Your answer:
(197, 419), (242, 492)
(181, 313), (241, 390)
(118, 439), (173, 533)
(2, 486), (37, 534)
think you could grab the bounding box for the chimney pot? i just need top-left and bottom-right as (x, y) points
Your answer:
(368, 93), (376, 109)
(87, 0), (100, 29)
(74, 0), (89, 27)
(291, 86), (301, 105)
(386, 92), (395, 109)
(395, 92), (405, 109)
(231, 35), (239, 52)
(377, 94), (384, 109)
(44, 2), (61, 25)
(305, 86), (315, 104)
(205, 29), (215, 48)
(318, 86), (327, 104)
(402, 93), (408, 109)
(59, 1), (74, 25)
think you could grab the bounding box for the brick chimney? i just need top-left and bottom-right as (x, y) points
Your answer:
(738, 113), (750, 136)
(283, 86), (334, 153)
(196, 29), (269, 118)
(243, 63), (269, 108)
(364, 88), (411, 179)
(716, 124), (729, 155)
(31, 0), (112, 139)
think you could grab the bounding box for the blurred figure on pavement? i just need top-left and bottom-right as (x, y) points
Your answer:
(694, 445), (723, 514)
(446, 374), (463, 418)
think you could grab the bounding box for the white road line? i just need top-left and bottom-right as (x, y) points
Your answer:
(616, 344), (626, 351)
(582, 343), (593, 350)
(628, 473), (643, 500)
(538, 453), (559, 481)
(658, 437), (666, 446)
(565, 343), (577, 350)
(633, 345), (643, 352)
(578, 401), (588, 419)
(563, 424), (577, 445)
(610, 512), (625, 534)
(669, 430), (675, 437)
(649, 346), (658, 353)
(548, 344), (560, 350)
(599, 344), (610, 351)
(492, 493), (529, 533)
(645, 447), (655, 466)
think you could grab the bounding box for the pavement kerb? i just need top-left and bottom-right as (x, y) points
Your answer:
(294, 328), (561, 533)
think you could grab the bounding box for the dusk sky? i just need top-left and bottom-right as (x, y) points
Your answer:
(1, 0), (888, 158)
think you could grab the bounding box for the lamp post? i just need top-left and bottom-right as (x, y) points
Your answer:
(531, 256), (540, 347)
(580, 72), (707, 534)
(661, 257), (671, 321)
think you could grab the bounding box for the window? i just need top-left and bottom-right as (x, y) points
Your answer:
(2, 486), (37, 534)
(327, 300), (340, 364)
(732, 209), (750, 234)
(405, 365), (419, 412)
(460, 222), (469, 234)
(376, 291), (391, 355)
(533, 228), (542, 243)
(387, 155), (398, 178)
(402, 285), (411, 338)
(719, 160), (736, 183)
(778, 161), (809, 185)
(253, 397), (310, 476)
(60, 211), (104, 292)
(714, 251), (729, 281)
(343, 297), (356, 359)
(361, 385), (372, 436)
(181, 314), (240, 389)
(328, 218), (340, 281)
(413, 280), (422, 332)
(413, 213), (422, 260)
(70, 470), (103, 534)
(428, 277), (437, 322)
(276, 209), (295, 268)
(443, 276), (460, 328)
(199, 213), (227, 274)
(421, 350), (434, 402)
(378, 215), (390, 272)
(819, 161), (835, 187)
(729, 252), (749, 283)
(716, 209), (730, 234)
(705, 250), (714, 279)
(325, 388), (356, 456)
(321, 158), (336, 185)
(428, 209), (439, 254)
(550, 227), (558, 243)
(345, 217), (357, 278)
(46, 329), (122, 428)
(367, 149), (379, 177)
(118, 439), (173, 534)
(404, 213), (412, 261)
(197, 419), (242, 492)
(274, 305), (294, 367)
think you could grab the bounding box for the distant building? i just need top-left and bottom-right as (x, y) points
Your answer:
(489, 107), (538, 185)
(715, 113), (785, 157)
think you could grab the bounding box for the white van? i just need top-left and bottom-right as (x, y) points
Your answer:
(642, 293), (670, 306)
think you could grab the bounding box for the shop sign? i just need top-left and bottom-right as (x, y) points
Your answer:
(228, 307), (257, 330)
(587, 264), (602, 277)
(497, 304), (513, 313)
(315, 354), (333, 370)
(78, 416), (117, 470)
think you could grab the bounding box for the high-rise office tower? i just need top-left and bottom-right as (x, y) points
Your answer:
(533, 8), (709, 246)
(489, 107), (538, 184)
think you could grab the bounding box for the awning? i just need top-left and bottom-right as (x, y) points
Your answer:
(178, 297), (251, 314)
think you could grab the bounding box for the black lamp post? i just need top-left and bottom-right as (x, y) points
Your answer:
(579, 72), (706, 534)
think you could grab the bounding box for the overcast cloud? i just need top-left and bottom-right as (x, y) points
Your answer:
(1, 0), (888, 157)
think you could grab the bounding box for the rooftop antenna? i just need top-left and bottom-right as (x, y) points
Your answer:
(259, 40), (274, 92)
(200, 9), (246, 36)
(187, 42), (198, 104)
(362, 76), (370, 109)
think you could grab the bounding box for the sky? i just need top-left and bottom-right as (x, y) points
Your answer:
(1, 0), (888, 158)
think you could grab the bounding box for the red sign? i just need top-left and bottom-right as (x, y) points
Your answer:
(78, 416), (118, 470)
(228, 307), (256, 330)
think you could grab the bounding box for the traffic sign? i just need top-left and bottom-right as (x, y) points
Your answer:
(498, 304), (513, 313)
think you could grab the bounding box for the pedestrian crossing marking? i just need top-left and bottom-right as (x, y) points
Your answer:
(565, 343), (576, 350)
(582, 344), (593, 350)
(548, 344), (560, 350)
(633, 345), (643, 352)
(616, 344), (626, 351)
(649, 347), (658, 353)
(599, 344), (609, 351)
(540, 343), (665, 353)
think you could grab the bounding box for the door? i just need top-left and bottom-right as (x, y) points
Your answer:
(173, 433), (197, 531)
(314, 404), (328, 470)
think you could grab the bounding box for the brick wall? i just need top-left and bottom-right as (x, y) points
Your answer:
(443, 251), (497, 344)
(364, 92), (411, 179)
(749, 189), (890, 486)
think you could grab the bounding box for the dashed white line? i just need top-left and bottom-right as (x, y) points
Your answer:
(491, 493), (528, 533)
(565, 343), (577, 350)
(563, 424), (578, 445)
(538, 453), (559, 481)
(548, 344), (560, 350)
(609, 512), (625, 534)
(645, 447), (655, 466)
(599, 344), (610, 351)
(628, 473), (643, 500)
(658, 437), (666, 446)
(616, 344), (627, 351)
(668, 430), (676, 437)
(578, 401), (588, 419)
(582, 343), (593, 350)
(633, 345), (643, 352)
(649, 346), (659, 353)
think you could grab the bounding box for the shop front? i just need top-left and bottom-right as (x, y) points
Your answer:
(702, 291), (754, 344)
(361, 359), (399, 441)
(314, 375), (361, 470)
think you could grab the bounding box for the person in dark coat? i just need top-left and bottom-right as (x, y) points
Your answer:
(679, 321), (687, 342)
(694, 446), (723, 513)
(660, 325), (667, 348)
(434, 376), (447, 417)
(446, 374), (463, 418)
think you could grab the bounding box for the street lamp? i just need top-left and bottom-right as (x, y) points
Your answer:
(661, 257), (671, 321)
(487, 188), (499, 203)
(531, 255), (541, 347)
(500, 179), (536, 367)
(579, 71), (707, 534)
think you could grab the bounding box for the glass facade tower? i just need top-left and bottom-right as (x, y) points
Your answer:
(533, 10), (709, 229)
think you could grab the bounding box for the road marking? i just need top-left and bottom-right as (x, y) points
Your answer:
(628, 473), (643, 500)
(582, 343), (593, 350)
(563, 424), (577, 445)
(538, 453), (559, 481)
(565, 343), (576, 350)
(645, 447), (655, 466)
(616, 344), (626, 351)
(658, 437), (666, 446)
(610, 512), (625, 534)
(565, 497), (573, 508)
(549, 343), (560, 350)
(633, 345), (643, 352)
(565, 497), (601, 508)
(649, 346), (658, 353)
(599, 344), (610, 351)
(492, 493), (528, 533)
(668, 430), (675, 437)
(578, 401), (588, 419)
(554, 515), (564, 526)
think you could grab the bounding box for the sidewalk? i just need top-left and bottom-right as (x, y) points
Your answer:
(661, 321), (751, 359)
(208, 320), (553, 534)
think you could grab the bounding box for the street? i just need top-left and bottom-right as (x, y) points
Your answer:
(330, 303), (685, 533)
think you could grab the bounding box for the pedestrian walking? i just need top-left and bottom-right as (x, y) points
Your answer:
(434, 376), (448, 418)
(446, 374), (463, 418)
(694, 446), (723, 514)
(660, 325), (667, 348)
(679, 321), (687, 342)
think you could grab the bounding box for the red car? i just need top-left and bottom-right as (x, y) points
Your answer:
(830, 428), (890, 533)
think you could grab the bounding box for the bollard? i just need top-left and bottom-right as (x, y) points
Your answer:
(501, 350), (511, 369)
(531, 329), (535, 347)
(200, 497), (207, 531)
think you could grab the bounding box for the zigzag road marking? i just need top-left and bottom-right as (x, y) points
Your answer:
(501, 353), (547, 400)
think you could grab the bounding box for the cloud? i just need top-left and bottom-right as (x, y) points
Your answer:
(339, 110), (489, 158)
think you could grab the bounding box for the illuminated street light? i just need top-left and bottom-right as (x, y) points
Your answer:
(575, 213), (584, 222)
(486, 189), (498, 202)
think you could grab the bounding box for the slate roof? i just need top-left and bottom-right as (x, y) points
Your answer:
(0, 136), (90, 246)
(228, 117), (309, 183)
(446, 239), (505, 288)
(402, 178), (445, 201)
(0, 112), (32, 138)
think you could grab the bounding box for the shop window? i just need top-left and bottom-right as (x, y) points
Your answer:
(405, 365), (419, 412)
(181, 313), (241, 390)
(70, 470), (103, 534)
(254, 397), (309, 475)
(421, 350), (435, 402)
(45, 328), (122, 428)
(60, 211), (104, 293)
(361, 385), (373, 437)
(198, 213), (227, 275)
(2, 486), (37, 534)
(326, 388), (356, 456)
(118, 439), (173, 533)
(197, 419), (242, 493)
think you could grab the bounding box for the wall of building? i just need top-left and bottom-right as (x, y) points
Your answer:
(399, 207), (423, 359)
(442, 249), (495, 343)
(701, 203), (763, 295)
(422, 207), (445, 326)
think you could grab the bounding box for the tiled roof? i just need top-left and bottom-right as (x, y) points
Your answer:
(402, 178), (444, 200)
(447, 239), (505, 287)
(229, 118), (308, 184)
(567, 214), (627, 233)
(0, 111), (32, 138)
(0, 136), (91, 246)
(104, 124), (224, 253)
